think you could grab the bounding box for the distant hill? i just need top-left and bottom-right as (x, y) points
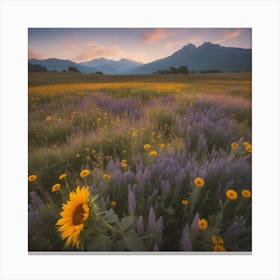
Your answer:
(28, 43), (251, 75)
(28, 58), (99, 73)
(79, 58), (143, 74)
(28, 63), (47, 72)
(126, 42), (251, 74)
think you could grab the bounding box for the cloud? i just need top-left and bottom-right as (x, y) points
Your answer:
(143, 28), (174, 43)
(163, 35), (204, 51)
(223, 29), (243, 39)
(28, 49), (43, 59)
(73, 43), (121, 62)
(214, 29), (244, 44)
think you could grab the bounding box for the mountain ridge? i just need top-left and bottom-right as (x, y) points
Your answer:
(28, 42), (252, 74)
(126, 42), (251, 74)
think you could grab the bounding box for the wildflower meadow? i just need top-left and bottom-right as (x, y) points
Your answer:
(28, 72), (252, 252)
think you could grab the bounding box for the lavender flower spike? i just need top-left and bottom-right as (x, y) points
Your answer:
(136, 216), (144, 236)
(148, 206), (156, 231)
(191, 212), (200, 233)
(128, 190), (136, 215)
(181, 223), (193, 251)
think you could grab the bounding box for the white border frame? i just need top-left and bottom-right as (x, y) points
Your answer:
(1, 0), (280, 279)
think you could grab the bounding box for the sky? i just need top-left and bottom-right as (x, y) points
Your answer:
(28, 28), (252, 64)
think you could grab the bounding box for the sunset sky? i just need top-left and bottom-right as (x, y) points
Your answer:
(28, 28), (251, 63)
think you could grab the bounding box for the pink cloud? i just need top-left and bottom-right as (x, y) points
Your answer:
(28, 49), (43, 59)
(214, 29), (243, 44)
(73, 43), (121, 62)
(143, 28), (174, 43)
(223, 29), (243, 39)
(164, 36), (203, 51)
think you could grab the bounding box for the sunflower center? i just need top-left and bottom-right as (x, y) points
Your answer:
(72, 204), (84, 225)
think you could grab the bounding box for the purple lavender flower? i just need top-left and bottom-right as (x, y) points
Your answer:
(148, 206), (156, 231)
(191, 213), (200, 233)
(128, 190), (136, 215)
(153, 242), (159, 251)
(30, 191), (43, 207)
(181, 223), (193, 251)
(136, 216), (144, 236)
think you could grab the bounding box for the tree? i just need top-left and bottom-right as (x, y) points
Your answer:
(68, 66), (80, 72)
(178, 65), (189, 74)
(169, 67), (178, 74)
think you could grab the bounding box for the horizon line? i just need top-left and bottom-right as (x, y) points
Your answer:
(28, 41), (252, 64)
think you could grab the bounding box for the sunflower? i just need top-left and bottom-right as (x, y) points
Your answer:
(28, 175), (37, 182)
(241, 189), (251, 198)
(194, 177), (205, 187)
(56, 186), (90, 249)
(80, 169), (90, 177)
(226, 189), (238, 200)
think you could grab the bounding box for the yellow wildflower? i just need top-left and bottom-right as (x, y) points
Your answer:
(111, 201), (117, 207)
(144, 144), (151, 150)
(213, 244), (226, 251)
(58, 173), (67, 180)
(194, 177), (205, 187)
(198, 218), (208, 230)
(241, 189), (251, 198)
(121, 162), (128, 168)
(80, 169), (90, 177)
(149, 150), (158, 157)
(103, 174), (110, 180)
(245, 144), (252, 153)
(211, 236), (224, 245)
(28, 175), (37, 182)
(52, 183), (61, 192)
(226, 189), (238, 200)
(181, 199), (189, 206)
(231, 142), (238, 149)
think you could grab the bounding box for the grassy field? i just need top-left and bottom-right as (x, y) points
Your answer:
(28, 72), (252, 251)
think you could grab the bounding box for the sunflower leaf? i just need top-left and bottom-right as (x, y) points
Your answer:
(119, 216), (135, 232)
(103, 209), (119, 224)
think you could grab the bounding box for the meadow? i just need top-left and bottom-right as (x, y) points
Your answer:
(28, 72), (252, 251)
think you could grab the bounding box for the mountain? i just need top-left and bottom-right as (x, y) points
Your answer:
(79, 58), (143, 74)
(28, 58), (100, 73)
(126, 42), (251, 74)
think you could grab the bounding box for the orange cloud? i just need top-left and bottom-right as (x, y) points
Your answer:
(143, 28), (174, 43)
(28, 49), (43, 59)
(73, 43), (121, 62)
